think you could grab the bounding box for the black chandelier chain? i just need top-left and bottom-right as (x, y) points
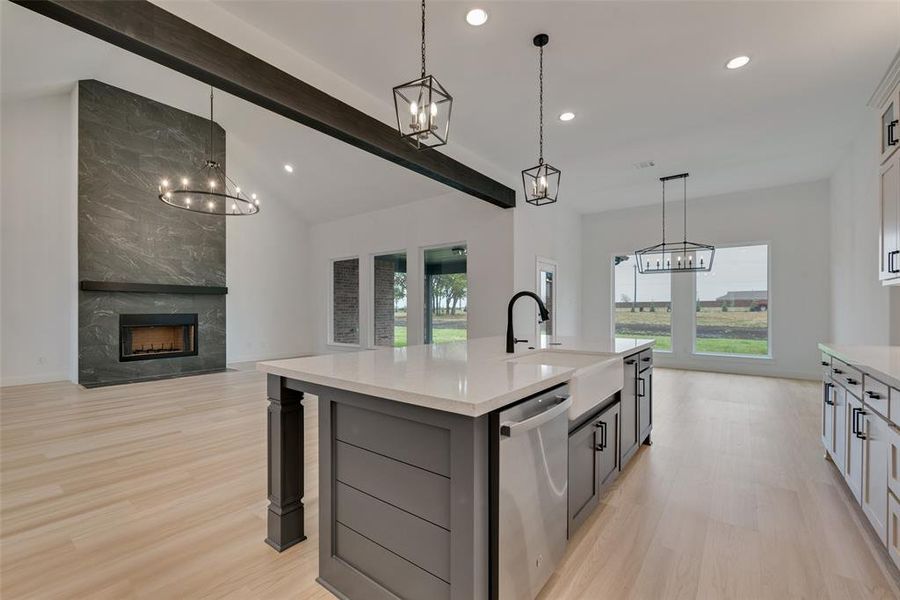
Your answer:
(661, 178), (666, 245)
(208, 86), (215, 163)
(420, 0), (427, 78)
(538, 43), (544, 164)
(683, 176), (688, 243)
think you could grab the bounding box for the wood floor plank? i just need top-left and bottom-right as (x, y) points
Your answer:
(2, 367), (899, 599)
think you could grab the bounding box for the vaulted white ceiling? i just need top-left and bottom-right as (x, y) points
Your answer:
(211, 0), (899, 211)
(3, 1), (899, 220)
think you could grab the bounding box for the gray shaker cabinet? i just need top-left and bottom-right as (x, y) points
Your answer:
(568, 400), (619, 537)
(620, 356), (639, 467)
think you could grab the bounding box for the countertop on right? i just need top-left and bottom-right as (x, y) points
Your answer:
(819, 343), (900, 389)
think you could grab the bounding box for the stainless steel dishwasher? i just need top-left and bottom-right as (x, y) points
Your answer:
(498, 385), (571, 600)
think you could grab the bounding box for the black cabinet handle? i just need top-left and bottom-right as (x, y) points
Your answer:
(890, 250), (900, 274)
(851, 407), (859, 435)
(857, 410), (867, 440)
(889, 119), (899, 147)
(832, 368), (843, 375)
(641, 357), (651, 362)
(823, 383), (834, 405)
(845, 377), (858, 386)
(866, 391), (881, 400)
(594, 421), (607, 451)
(820, 361), (829, 367)
(638, 378), (645, 398)
(625, 359), (636, 365)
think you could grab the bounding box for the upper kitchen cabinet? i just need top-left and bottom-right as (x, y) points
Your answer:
(879, 82), (899, 165)
(880, 151), (900, 283)
(875, 55), (900, 285)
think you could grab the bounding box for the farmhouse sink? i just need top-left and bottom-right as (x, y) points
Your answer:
(507, 351), (623, 421)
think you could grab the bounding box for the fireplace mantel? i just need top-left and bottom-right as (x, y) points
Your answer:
(80, 281), (228, 295)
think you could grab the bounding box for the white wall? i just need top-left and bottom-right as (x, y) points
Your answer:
(225, 136), (312, 363)
(513, 202), (582, 342)
(308, 191), (514, 354)
(0, 91), (79, 385)
(582, 180), (832, 380)
(829, 125), (899, 344)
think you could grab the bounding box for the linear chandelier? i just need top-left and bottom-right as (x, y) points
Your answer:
(635, 173), (715, 273)
(158, 87), (259, 216)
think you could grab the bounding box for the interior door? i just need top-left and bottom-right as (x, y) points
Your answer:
(536, 259), (557, 342)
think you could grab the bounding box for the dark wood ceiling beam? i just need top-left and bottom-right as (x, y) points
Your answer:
(13, 0), (516, 208)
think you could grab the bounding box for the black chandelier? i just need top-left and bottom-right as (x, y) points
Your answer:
(521, 34), (560, 206)
(392, 0), (452, 149)
(158, 87), (259, 216)
(635, 173), (715, 273)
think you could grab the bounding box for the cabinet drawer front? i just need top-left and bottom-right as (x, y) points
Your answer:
(638, 349), (653, 369)
(889, 492), (900, 570)
(864, 377), (891, 419)
(893, 388), (900, 429)
(820, 352), (832, 377)
(335, 441), (451, 529)
(880, 87), (899, 164)
(335, 523), (450, 600)
(832, 359), (863, 399)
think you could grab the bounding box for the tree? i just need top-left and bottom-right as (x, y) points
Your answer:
(393, 272), (407, 310)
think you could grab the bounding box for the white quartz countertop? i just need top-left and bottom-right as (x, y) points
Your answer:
(257, 336), (653, 417)
(819, 343), (900, 389)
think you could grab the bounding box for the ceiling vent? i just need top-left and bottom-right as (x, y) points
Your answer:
(633, 160), (656, 170)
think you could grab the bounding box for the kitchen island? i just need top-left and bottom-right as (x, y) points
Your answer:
(257, 335), (653, 600)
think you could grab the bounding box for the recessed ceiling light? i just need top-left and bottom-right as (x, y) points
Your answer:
(559, 111), (575, 122)
(725, 55), (750, 70)
(284, 164), (294, 173)
(466, 8), (488, 26)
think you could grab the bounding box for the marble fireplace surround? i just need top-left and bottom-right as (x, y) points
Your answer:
(78, 80), (227, 387)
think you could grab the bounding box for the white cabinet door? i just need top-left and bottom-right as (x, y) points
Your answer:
(862, 412), (890, 544)
(833, 384), (848, 472)
(822, 380), (835, 457)
(880, 153), (900, 282)
(846, 394), (864, 503)
(889, 492), (900, 570)
(880, 84), (900, 165)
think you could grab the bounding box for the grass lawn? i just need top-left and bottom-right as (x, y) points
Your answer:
(623, 335), (672, 351)
(393, 326), (466, 347)
(695, 338), (768, 355)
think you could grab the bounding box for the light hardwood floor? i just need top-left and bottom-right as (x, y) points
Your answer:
(1, 367), (898, 599)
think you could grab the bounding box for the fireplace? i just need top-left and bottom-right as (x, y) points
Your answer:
(119, 314), (198, 362)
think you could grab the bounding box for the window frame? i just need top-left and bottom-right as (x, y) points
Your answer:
(327, 255), (362, 349)
(690, 241), (773, 360)
(610, 251), (674, 353)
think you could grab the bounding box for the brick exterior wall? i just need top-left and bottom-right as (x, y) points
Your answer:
(333, 258), (359, 344)
(373, 256), (396, 347)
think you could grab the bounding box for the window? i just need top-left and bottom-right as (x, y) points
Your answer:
(424, 245), (467, 344)
(373, 252), (407, 348)
(695, 244), (769, 356)
(331, 257), (359, 345)
(613, 254), (672, 350)
(536, 259), (557, 339)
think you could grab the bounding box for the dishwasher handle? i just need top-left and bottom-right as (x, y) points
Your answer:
(500, 395), (572, 438)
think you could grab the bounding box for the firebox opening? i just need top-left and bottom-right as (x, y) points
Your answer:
(119, 314), (198, 361)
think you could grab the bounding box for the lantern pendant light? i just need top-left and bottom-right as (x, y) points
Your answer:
(634, 173), (715, 273)
(392, 0), (452, 149)
(522, 34), (561, 206)
(158, 87), (259, 216)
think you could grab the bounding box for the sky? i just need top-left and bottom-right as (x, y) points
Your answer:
(614, 244), (768, 302)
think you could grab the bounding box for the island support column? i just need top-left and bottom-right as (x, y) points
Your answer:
(265, 374), (306, 551)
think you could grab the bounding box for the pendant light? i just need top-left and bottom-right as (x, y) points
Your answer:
(392, 0), (452, 149)
(635, 173), (715, 273)
(521, 34), (561, 206)
(158, 87), (259, 216)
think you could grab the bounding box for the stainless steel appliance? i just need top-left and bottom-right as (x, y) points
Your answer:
(498, 386), (571, 600)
